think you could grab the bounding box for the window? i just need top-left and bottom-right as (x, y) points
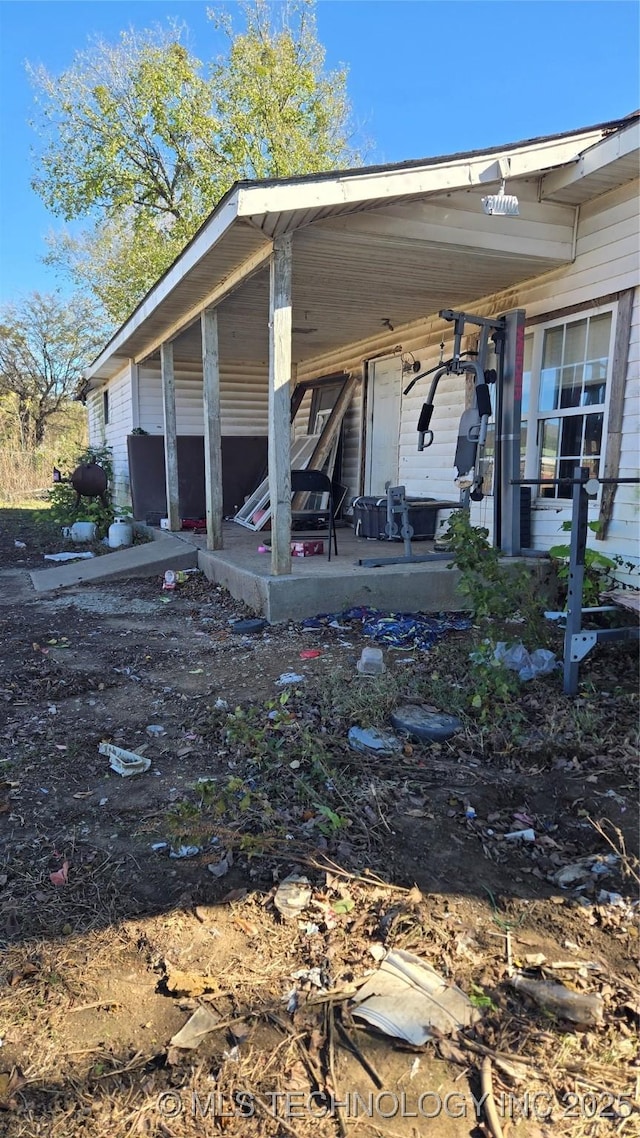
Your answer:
(103, 389), (110, 426)
(521, 308), (613, 500)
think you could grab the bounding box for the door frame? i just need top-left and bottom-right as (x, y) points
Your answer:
(363, 354), (403, 496)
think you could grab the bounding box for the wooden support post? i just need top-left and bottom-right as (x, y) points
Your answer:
(201, 308), (223, 550)
(597, 288), (634, 540)
(161, 341), (180, 532)
(130, 361), (140, 429)
(268, 235), (293, 575)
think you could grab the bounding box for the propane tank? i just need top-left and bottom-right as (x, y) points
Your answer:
(108, 517), (133, 549)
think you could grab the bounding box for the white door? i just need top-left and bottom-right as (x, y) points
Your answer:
(364, 357), (402, 495)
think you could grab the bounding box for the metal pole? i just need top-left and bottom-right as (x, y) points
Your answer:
(563, 465), (590, 695)
(497, 309), (526, 555)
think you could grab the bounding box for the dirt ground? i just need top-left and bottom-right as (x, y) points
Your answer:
(0, 508), (638, 1138)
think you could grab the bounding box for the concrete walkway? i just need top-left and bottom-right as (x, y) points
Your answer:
(29, 535), (198, 593)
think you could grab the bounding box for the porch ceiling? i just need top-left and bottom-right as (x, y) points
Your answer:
(164, 185), (574, 367)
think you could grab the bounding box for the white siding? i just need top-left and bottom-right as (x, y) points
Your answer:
(87, 364), (134, 509)
(105, 365), (134, 508)
(138, 361), (268, 436)
(86, 389), (103, 446)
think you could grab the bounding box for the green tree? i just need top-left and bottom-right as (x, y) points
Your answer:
(30, 1), (359, 325)
(0, 293), (102, 448)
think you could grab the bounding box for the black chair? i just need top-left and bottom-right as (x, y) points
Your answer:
(290, 469), (338, 560)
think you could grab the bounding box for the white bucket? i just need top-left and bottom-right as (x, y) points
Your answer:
(108, 518), (134, 549)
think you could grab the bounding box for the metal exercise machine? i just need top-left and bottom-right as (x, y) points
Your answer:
(358, 307), (526, 568)
(513, 465), (640, 695)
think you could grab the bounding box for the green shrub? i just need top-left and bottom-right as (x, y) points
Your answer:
(47, 444), (115, 537)
(549, 520), (617, 608)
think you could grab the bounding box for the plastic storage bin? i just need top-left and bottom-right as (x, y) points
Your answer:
(352, 497), (459, 541)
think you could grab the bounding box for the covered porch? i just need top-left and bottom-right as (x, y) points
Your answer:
(84, 119), (636, 607)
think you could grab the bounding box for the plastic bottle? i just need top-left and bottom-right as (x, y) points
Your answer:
(510, 974), (604, 1026)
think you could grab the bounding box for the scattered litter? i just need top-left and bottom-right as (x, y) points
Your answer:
(369, 943), (386, 961)
(390, 705), (462, 742)
(524, 953), (547, 967)
(163, 569), (189, 590)
(348, 725), (402, 757)
(493, 641), (557, 681)
(465, 806), (477, 820)
(274, 874), (312, 919)
(207, 850), (233, 878)
(513, 811), (534, 826)
(276, 673), (305, 686)
(222, 1044), (240, 1062)
(299, 649), (322, 659)
(351, 949), (480, 1044)
(291, 966), (325, 989)
(597, 890), (624, 906)
(214, 698), (229, 710)
(150, 842), (169, 852)
(44, 551), (95, 562)
(145, 724), (166, 737)
(99, 741), (151, 777)
(553, 854), (618, 887)
(49, 861), (69, 887)
(14, 541), (26, 549)
(170, 1005), (220, 1049)
(505, 828), (536, 842)
(291, 539), (324, 557)
(169, 845), (201, 859)
(231, 618), (268, 635)
(305, 607), (472, 651)
(510, 974), (604, 1026)
(357, 646), (385, 675)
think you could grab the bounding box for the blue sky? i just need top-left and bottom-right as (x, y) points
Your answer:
(0, 0), (638, 305)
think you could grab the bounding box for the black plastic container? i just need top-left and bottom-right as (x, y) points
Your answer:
(352, 497), (459, 541)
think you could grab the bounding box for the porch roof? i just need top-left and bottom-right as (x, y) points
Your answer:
(85, 113), (639, 385)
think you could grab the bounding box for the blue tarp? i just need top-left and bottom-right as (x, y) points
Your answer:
(302, 607), (472, 651)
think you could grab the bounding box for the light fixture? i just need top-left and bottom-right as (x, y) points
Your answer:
(481, 156), (519, 216)
(481, 183), (520, 216)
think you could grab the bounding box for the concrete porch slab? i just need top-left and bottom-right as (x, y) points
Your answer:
(195, 523), (467, 622)
(29, 534), (198, 593)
